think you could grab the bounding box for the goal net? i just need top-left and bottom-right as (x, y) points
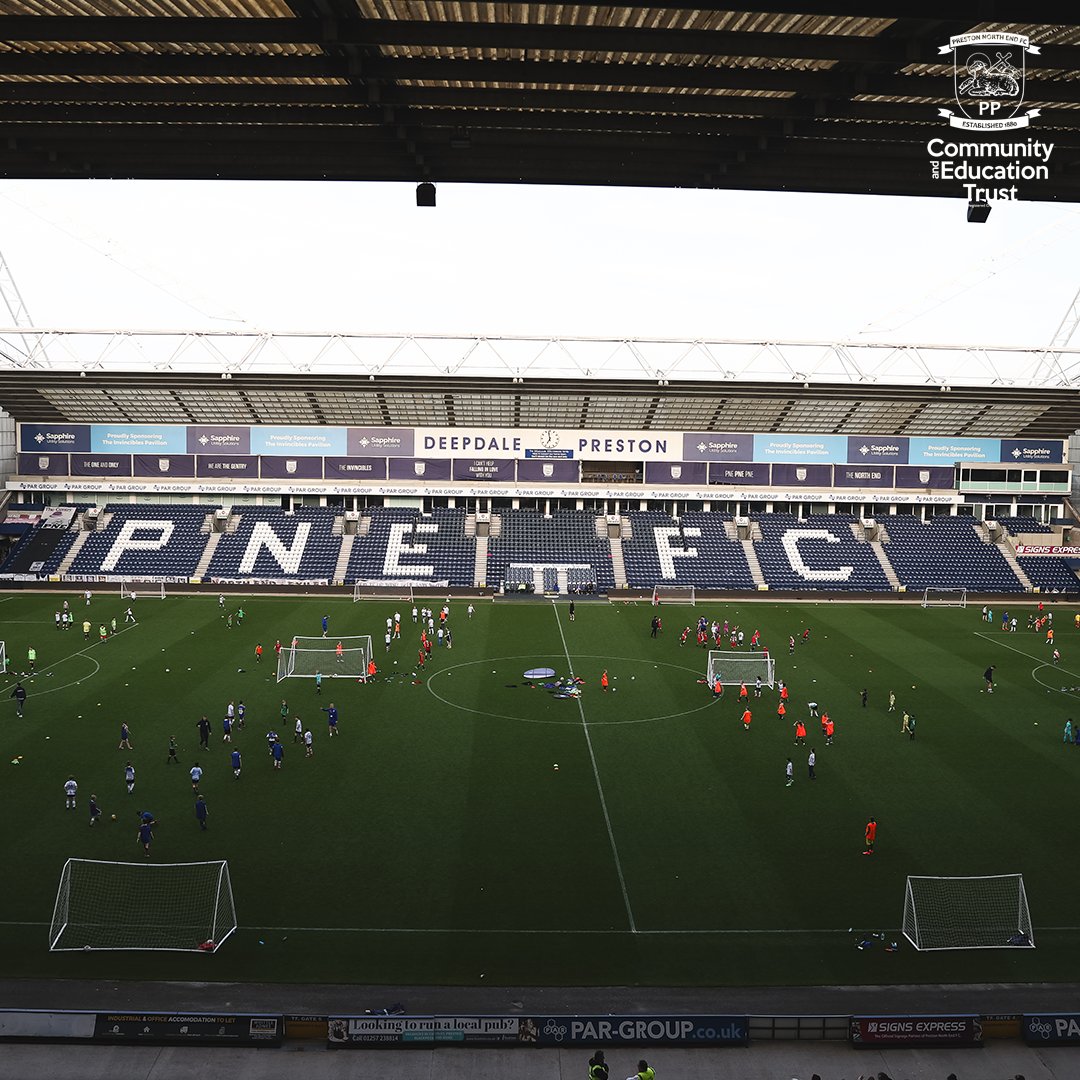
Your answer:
(121, 582), (165, 600)
(49, 858), (237, 952)
(278, 634), (373, 681)
(902, 874), (1034, 951)
(652, 584), (695, 606)
(0, 640), (5, 675)
(921, 587), (967, 608)
(707, 650), (775, 688)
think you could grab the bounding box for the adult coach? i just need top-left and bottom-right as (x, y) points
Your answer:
(984, 665), (996, 693)
(196, 715), (211, 749)
(588, 1050), (608, 1080)
(10, 682), (26, 717)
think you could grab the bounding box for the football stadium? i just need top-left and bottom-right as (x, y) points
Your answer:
(3, 6), (1080, 1079)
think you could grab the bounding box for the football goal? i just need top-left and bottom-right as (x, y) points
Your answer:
(921, 587), (967, 608)
(707, 650), (775, 689)
(49, 858), (237, 952)
(277, 635), (373, 681)
(121, 582), (165, 600)
(0, 639), (6, 675)
(652, 584), (695, 606)
(902, 874), (1034, 951)
(353, 582), (414, 602)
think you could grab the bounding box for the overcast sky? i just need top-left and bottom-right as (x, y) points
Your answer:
(0, 180), (1077, 348)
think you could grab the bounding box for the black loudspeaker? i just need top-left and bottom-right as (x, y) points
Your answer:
(416, 182), (436, 207)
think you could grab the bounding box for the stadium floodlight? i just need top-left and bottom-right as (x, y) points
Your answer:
(278, 635), (373, 682)
(651, 584), (695, 607)
(707, 650), (775, 689)
(902, 874), (1033, 951)
(121, 582), (165, 600)
(49, 859), (237, 953)
(921, 587), (967, 608)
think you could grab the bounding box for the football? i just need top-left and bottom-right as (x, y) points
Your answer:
(111, 814), (116, 821)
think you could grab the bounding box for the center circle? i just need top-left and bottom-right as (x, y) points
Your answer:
(425, 653), (719, 726)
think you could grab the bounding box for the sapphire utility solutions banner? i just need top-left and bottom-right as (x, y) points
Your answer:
(16, 423), (1066, 468)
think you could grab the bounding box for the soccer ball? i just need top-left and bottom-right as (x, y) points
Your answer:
(110, 814), (117, 821)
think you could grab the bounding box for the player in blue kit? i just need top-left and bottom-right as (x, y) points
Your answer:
(322, 703), (339, 737)
(231, 749), (242, 778)
(321, 614), (329, 638)
(138, 820), (154, 857)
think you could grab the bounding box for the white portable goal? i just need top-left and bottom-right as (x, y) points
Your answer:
(353, 582), (417, 602)
(49, 858), (237, 952)
(652, 584), (695, 606)
(707, 650), (775, 688)
(902, 874), (1034, 951)
(277, 634), (373, 681)
(921, 587), (967, 608)
(0, 640), (6, 675)
(121, 582), (165, 600)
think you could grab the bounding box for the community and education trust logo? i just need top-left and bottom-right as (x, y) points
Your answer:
(938, 32), (1040, 130)
(928, 32), (1052, 203)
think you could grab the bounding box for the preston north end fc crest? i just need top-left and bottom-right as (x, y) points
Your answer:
(939, 32), (1040, 129)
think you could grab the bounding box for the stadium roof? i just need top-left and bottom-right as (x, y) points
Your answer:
(3, 330), (1080, 438)
(0, 6), (1078, 199)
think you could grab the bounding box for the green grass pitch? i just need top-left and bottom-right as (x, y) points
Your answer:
(1, 590), (1078, 987)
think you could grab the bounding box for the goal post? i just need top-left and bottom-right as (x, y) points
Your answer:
(921, 587), (967, 608)
(49, 858), (237, 952)
(902, 874), (1034, 951)
(0, 640), (5, 675)
(707, 650), (775, 688)
(121, 582), (165, 600)
(652, 584), (695, 606)
(277, 635), (373, 681)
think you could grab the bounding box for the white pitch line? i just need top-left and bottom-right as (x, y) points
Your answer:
(552, 600), (637, 934)
(974, 631), (1080, 681)
(0, 622), (137, 699)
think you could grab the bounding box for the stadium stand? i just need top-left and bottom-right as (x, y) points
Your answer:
(621, 510), (756, 590)
(486, 510), (616, 592)
(882, 514), (1026, 593)
(753, 512), (893, 592)
(207, 506), (337, 582)
(996, 515), (1080, 593)
(346, 507), (475, 586)
(67, 503), (217, 580)
(0, 504), (91, 578)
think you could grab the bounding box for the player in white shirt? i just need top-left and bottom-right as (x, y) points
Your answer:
(64, 776), (78, 809)
(411, 606), (418, 623)
(304, 730), (314, 757)
(467, 603), (475, 618)
(124, 762), (136, 793)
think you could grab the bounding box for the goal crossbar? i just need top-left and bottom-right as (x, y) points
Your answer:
(121, 582), (165, 599)
(652, 584), (695, 606)
(277, 634), (373, 681)
(921, 587), (967, 608)
(49, 858), (237, 953)
(706, 650), (775, 688)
